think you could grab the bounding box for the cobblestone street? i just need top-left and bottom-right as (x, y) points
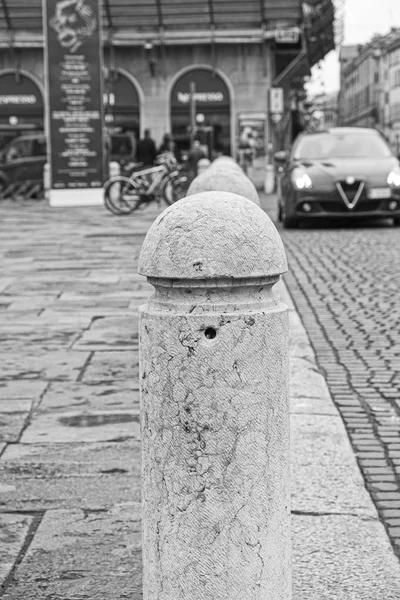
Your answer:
(277, 213), (400, 556)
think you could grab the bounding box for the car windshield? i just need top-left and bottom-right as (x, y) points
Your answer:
(293, 132), (392, 159)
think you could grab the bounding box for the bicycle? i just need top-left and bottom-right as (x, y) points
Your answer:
(104, 153), (188, 216)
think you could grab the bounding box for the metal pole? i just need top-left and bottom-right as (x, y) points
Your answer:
(190, 81), (196, 147)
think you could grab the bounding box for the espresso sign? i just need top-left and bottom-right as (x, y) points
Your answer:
(43, 0), (104, 205)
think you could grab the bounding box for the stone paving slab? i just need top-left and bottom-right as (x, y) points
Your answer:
(37, 383), (139, 413)
(72, 315), (139, 351)
(0, 381), (48, 400)
(0, 441), (141, 511)
(0, 504), (142, 600)
(0, 513), (35, 587)
(81, 351), (140, 384)
(293, 514), (400, 600)
(0, 411), (30, 443)
(20, 410), (140, 444)
(0, 351), (91, 382)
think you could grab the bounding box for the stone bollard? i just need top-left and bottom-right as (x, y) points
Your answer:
(109, 160), (121, 179)
(187, 161), (260, 205)
(108, 161), (121, 204)
(212, 155), (240, 167)
(43, 162), (51, 201)
(197, 158), (211, 175)
(139, 191), (290, 600)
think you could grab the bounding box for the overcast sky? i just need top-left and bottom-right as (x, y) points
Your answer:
(307, 0), (400, 95)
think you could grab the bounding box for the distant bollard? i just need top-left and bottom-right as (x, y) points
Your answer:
(43, 163), (51, 201)
(108, 161), (121, 203)
(188, 161), (260, 205)
(197, 158), (211, 175)
(109, 161), (120, 178)
(264, 164), (275, 194)
(212, 155), (240, 168)
(139, 191), (290, 600)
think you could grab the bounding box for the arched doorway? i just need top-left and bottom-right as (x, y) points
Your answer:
(104, 70), (141, 163)
(170, 68), (231, 159)
(104, 70), (140, 136)
(0, 72), (44, 152)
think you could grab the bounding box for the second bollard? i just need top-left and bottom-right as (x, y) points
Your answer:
(139, 191), (290, 600)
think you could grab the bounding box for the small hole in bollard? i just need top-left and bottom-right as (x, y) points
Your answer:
(204, 327), (217, 340)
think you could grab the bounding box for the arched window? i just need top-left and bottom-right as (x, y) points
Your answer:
(0, 72), (44, 150)
(170, 68), (231, 159)
(104, 70), (140, 140)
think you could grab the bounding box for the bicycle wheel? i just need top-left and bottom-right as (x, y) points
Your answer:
(161, 175), (188, 205)
(104, 176), (141, 215)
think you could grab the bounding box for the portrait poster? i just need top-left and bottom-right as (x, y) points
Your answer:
(43, 0), (105, 206)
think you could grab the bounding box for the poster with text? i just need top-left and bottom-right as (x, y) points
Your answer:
(44, 0), (104, 191)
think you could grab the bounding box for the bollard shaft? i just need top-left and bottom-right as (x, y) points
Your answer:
(139, 192), (290, 600)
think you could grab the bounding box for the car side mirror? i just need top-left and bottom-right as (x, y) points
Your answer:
(274, 150), (288, 163)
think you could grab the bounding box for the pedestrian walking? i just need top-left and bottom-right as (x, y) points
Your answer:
(137, 129), (157, 167)
(187, 140), (206, 179)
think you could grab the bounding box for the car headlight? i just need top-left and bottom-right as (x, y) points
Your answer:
(387, 167), (400, 187)
(291, 167), (313, 190)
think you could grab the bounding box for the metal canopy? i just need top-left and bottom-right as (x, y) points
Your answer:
(0, 0), (302, 37)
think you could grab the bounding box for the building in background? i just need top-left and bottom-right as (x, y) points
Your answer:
(386, 33), (400, 156)
(338, 28), (400, 156)
(0, 0), (335, 179)
(302, 91), (339, 131)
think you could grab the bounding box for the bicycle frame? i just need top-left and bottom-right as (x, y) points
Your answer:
(131, 164), (166, 197)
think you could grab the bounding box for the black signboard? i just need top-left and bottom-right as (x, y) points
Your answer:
(43, 0), (104, 192)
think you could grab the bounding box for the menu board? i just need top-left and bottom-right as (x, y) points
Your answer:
(43, 0), (104, 193)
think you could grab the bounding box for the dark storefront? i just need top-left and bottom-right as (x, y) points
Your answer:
(0, 72), (44, 151)
(104, 70), (141, 164)
(170, 68), (231, 158)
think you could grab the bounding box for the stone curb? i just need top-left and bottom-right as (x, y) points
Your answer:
(274, 279), (400, 598)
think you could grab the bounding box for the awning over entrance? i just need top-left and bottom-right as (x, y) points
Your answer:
(0, 0), (303, 43)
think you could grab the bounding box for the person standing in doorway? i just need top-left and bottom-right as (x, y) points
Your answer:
(137, 129), (157, 167)
(187, 140), (206, 179)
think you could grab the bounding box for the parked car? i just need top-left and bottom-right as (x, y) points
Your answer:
(275, 127), (400, 228)
(0, 131), (136, 192)
(0, 133), (46, 189)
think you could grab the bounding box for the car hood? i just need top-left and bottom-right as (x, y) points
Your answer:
(294, 157), (399, 181)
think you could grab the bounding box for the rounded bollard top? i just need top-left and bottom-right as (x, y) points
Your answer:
(212, 155), (239, 166)
(187, 164), (259, 205)
(139, 191), (287, 280)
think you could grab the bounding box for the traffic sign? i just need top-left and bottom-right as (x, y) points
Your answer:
(275, 28), (300, 44)
(269, 88), (284, 114)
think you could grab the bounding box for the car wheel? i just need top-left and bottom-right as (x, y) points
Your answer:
(282, 199), (298, 229)
(277, 202), (283, 222)
(0, 176), (7, 199)
(393, 217), (400, 226)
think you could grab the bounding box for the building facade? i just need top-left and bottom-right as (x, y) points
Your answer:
(338, 29), (400, 156)
(0, 0), (335, 170)
(386, 36), (400, 155)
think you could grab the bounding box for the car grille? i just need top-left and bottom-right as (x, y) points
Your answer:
(336, 180), (365, 209)
(320, 200), (381, 213)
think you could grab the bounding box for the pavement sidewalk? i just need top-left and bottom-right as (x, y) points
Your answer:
(0, 198), (400, 598)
